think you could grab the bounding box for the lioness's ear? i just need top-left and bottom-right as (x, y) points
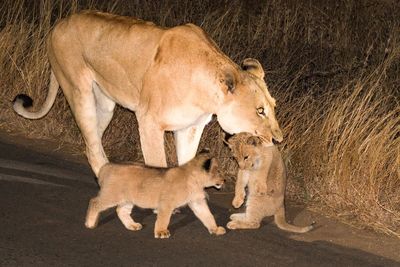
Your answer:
(246, 136), (262, 146)
(241, 58), (265, 80)
(223, 70), (236, 93)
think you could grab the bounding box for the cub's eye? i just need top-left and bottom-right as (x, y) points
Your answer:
(244, 155), (249, 160)
(257, 107), (265, 116)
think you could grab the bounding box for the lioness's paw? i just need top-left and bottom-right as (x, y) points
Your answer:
(155, 229), (171, 239)
(126, 222), (143, 231)
(232, 197), (244, 208)
(227, 220), (238, 230)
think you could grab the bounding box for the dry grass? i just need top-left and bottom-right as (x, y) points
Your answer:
(0, 0), (399, 237)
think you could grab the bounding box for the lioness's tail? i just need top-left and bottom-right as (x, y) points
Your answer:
(13, 71), (59, 119)
(274, 206), (314, 233)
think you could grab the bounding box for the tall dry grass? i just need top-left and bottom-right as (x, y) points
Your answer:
(0, 0), (399, 237)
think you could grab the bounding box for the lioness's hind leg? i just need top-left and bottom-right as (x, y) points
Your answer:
(117, 203), (142, 231)
(54, 74), (108, 176)
(93, 82), (116, 138)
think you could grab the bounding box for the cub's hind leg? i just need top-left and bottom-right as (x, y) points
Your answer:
(116, 203), (142, 231)
(85, 197), (116, 229)
(227, 219), (260, 229)
(227, 200), (264, 230)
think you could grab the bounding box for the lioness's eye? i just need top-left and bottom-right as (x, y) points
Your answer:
(257, 107), (265, 116)
(244, 155), (249, 160)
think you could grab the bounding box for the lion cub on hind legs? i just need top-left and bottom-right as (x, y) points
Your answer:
(226, 133), (314, 233)
(85, 152), (226, 238)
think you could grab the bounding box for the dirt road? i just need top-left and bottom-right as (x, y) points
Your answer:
(0, 134), (399, 266)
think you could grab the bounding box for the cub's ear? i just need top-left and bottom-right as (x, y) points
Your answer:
(199, 148), (211, 154)
(241, 58), (265, 80)
(209, 158), (219, 173)
(202, 158), (212, 172)
(246, 136), (262, 146)
(222, 133), (234, 148)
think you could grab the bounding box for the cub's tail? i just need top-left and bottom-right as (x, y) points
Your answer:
(274, 206), (315, 233)
(13, 71), (59, 119)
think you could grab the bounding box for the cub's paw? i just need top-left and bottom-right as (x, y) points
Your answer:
(232, 197), (244, 208)
(230, 212), (245, 221)
(126, 222), (143, 231)
(85, 219), (98, 229)
(210, 226), (226, 236)
(155, 229), (171, 239)
(227, 220), (239, 230)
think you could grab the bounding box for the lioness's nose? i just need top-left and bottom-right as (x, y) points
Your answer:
(272, 128), (283, 142)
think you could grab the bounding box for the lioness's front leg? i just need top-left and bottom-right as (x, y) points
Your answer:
(189, 198), (226, 236)
(174, 114), (212, 165)
(232, 170), (250, 208)
(137, 116), (167, 167)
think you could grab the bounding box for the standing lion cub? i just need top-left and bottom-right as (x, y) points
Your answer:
(226, 133), (314, 233)
(85, 152), (226, 238)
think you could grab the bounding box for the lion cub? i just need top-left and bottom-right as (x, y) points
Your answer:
(226, 133), (314, 233)
(85, 152), (226, 238)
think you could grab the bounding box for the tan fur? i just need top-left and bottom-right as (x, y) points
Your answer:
(85, 153), (226, 238)
(226, 133), (314, 233)
(13, 11), (283, 176)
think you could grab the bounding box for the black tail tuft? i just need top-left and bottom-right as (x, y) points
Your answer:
(13, 94), (33, 108)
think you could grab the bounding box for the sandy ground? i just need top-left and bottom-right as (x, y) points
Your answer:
(0, 132), (399, 266)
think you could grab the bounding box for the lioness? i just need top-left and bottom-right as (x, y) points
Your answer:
(85, 152), (226, 238)
(13, 11), (283, 176)
(226, 133), (314, 233)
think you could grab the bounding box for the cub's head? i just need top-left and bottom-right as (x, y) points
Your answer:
(226, 133), (264, 170)
(190, 152), (225, 189)
(216, 58), (283, 143)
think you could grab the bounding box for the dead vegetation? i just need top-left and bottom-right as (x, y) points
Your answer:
(0, 0), (399, 237)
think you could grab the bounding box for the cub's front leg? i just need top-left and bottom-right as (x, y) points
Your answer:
(154, 204), (174, 239)
(189, 198), (226, 236)
(232, 170), (250, 208)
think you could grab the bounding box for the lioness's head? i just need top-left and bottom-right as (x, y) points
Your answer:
(226, 132), (264, 170)
(189, 153), (225, 189)
(216, 58), (283, 143)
